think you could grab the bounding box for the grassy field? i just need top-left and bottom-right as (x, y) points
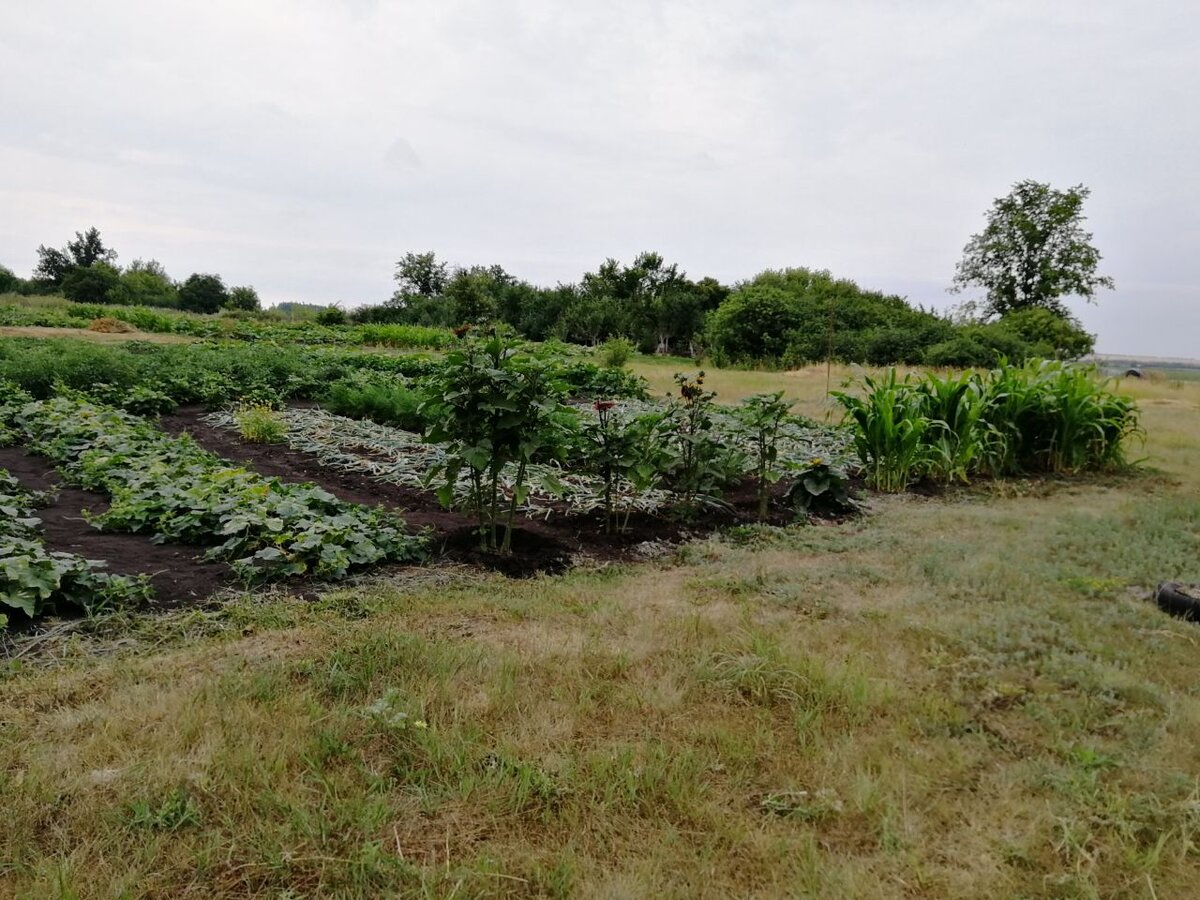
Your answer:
(2, 363), (1199, 897)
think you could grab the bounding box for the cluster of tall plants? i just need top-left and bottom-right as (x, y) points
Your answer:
(835, 360), (1141, 491)
(422, 327), (570, 553)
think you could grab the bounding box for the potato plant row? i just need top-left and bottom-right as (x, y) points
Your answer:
(0, 469), (151, 627)
(7, 397), (428, 583)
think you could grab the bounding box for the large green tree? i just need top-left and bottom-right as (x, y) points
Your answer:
(177, 273), (229, 314)
(34, 227), (117, 287)
(952, 180), (1114, 318)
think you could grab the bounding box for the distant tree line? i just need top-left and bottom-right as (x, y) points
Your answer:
(0, 227), (260, 314)
(352, 249), (1094, 366)
(3, 180), (1109, 366)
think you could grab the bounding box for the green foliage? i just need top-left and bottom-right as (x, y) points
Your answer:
(234, 402), (287, 444)
(997, 308), (1095, 359)
(356, 323), (452, 349)
(833, 370), (933, 492)
(117, 259), (178, 307)
(177, 273), (229, 314)
(784, 458), (857, 517)
(597, 336), (635, 369)
(731, 391), (793, 520)
(10, 398), (427, 581)
(316, 305), (347, 326)
(836, 361), (1142, 490)
(62, 262), (123, 304)
(225, 285), (261, 312)
(665, 372), (744, 509)
(423, 327), (569, 552)
(581, 400), (674, 533)
(952, 180), (1114, 317)
(0, 466), (151, 624)
(324, 373), (431, 433)
(705, 285), (800, 363)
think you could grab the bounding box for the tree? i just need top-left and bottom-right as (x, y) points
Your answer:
(32, 246), (73, 286)
(33, 227), (117, 288)
(393, 251), (449, 299)
(226, 285), (261, 311)
(705, 285), (802, 363)
(177, 273), (229, 314)
(119, 260), (177, 307)
(66, 227), (117, 268)
(0, 264), (21, 294)
(952, 180), (1114, 318)
(61, 262), (122, 304)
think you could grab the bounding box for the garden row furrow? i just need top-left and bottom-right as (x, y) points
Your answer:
(4, 396), (427, 586)
(0, 467), (150, 624)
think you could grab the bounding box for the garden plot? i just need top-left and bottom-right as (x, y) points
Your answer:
(200, 402), (855, 520)
(1, 394), (428, 626)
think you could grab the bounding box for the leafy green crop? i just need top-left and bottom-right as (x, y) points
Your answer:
(10, 398), (427, 581)
(0, 468), (151, 625)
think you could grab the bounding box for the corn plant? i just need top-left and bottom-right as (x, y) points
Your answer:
(833, 369), (932, 492)
(915, 371), (991, 484)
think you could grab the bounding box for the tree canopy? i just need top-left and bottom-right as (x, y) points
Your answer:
(177, 273), (229, 314)
(951, 180), (1113, 318)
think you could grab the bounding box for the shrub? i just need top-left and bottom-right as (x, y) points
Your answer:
(997, 308), (1095, 359)
(316, 305), (347, 326)
(581, 399), (674, 533)
(597, 336), (635, 369)
(785, 458), (858, 516)
(731, 391), (793, 519)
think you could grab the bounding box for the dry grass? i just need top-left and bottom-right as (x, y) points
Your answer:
(3, 369), (1200, 898)
(0, 325), (192, 344)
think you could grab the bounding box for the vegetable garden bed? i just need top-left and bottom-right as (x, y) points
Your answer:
(0, 444), (232, 613)
(159, 404), (855, 577)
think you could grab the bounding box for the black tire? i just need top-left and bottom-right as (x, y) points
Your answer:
(1154, 582), (1200, 622)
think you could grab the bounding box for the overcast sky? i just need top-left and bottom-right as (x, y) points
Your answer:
(2, 1), (1197, 355)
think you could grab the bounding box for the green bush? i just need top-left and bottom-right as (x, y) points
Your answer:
(597, 336), (635, 369)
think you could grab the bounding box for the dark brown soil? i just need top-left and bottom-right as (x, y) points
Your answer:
(0, 445), (234, 608)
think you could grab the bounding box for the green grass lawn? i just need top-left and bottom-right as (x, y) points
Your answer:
(2, 367), (1199, 897)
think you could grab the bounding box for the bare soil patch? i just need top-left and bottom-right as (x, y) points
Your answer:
(0, 445), (234, 608)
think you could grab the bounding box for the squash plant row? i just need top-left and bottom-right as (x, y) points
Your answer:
(7, 397), (428, 581)
(0, 468), (150, 627)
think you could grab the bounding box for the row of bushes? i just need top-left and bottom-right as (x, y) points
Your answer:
(0, 294), (454, 349)
(836, 360), (1141, 491)
(705, 271), (1095, 368)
